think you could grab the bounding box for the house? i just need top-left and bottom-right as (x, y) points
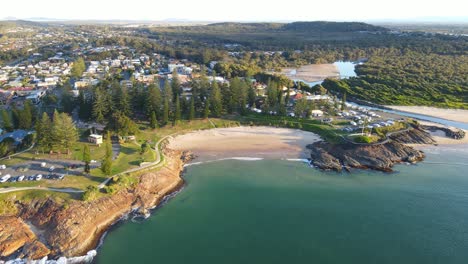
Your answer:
(311, 110), (324, 117)
(88, 134), (103, 145)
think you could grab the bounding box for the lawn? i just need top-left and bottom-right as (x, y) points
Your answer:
(1, 140), (106, 167)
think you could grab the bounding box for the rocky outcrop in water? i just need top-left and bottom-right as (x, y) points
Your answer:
(0, 149), (186, 261)
(421, 125), (466, 140)
(308, 128), (434, 172)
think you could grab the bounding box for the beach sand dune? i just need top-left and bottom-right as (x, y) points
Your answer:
(167, 126), (321, 161)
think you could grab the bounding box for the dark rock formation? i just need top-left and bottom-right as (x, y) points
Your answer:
(421, 125), (466, 140)
(308, 128), (433, 172)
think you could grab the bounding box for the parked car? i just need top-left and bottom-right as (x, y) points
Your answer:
(0, 165), (6, 170)
(18, 175), (25, 182)
(35, 174), (43, 181)
(0, 174), (11, 183)
(49, 166), (55, 172)
(40, 162), (47, 168)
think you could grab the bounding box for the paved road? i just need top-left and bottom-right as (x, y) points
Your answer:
(0, 186), (84, 194)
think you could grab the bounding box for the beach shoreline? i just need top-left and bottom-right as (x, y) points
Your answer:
(385, 106), (468, 124)
(167, 126), (322, 162)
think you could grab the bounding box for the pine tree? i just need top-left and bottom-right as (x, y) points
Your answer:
(92, 87), (107, 124)
(188, 96), (195, 121)
(119, 86), (132, 117)
(0, 109), (13, 132)
(162, 97), (169, 125)
(101, 132), (113, 176)
(146, 83), (162, 118)
(78, 90), (92, 120)
(51, 111), (78, 154)
(11, 105), (20, 129)
(18, 100), (33, 129)
(83, 144), (91, 174)
(150, 111), (158, 129)
(247, 85), (256, 107)
(36, 112), (51, 153)
(163, 79), (173, 105)
(174, 96), (181, 124)
(210, 77), (223, 117)
(203, 97), (210, 119)
(171, 69), (181, 101)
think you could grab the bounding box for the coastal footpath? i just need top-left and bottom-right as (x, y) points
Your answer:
(0, 149), (189, 260)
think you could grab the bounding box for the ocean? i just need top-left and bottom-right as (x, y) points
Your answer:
(95, 145), (468, 264)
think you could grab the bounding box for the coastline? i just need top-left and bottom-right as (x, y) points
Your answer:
(2, 125), (466, 262)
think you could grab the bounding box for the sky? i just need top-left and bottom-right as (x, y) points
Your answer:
(1, 0), (467, 22)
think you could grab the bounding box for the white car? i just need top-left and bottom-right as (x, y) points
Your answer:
(49, 166), (55, 172)
(18, 175), (25, 182)
(35, 174), (43, 181)
(40, 162), (47, 168)
(0, 165), (6, 170)
(0, 174), (11, 183)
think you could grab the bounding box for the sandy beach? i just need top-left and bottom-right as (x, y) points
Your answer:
(281, 64), (339, 83)
(167, 126), (321, 161)
(386, 106), (468, 123)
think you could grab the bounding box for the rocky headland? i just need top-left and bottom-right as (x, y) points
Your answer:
(0, 149), (189, 262)
(308, 127), (436, 172)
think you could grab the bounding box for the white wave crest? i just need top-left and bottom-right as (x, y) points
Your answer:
(4, 250), (97, 264)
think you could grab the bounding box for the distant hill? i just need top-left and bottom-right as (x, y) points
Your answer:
(201, 21), (388, 33)
(0, 20), (48, 30)
(282, 21), (389, 32)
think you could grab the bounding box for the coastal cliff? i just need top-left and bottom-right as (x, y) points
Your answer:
(0, 149), (187, 261)
(308, 127), (435, 172)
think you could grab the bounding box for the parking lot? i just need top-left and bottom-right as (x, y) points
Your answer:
(0, 159), (95, 184)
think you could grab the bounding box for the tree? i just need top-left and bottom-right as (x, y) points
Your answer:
(1, 109), (13, 132)
(146, 83), (162, 118)
(51, 110), (78, 154)
(341, 92), (347, 111)
(109, 112), (138, 136)
(92, 87), (108, 124)
(171, 69), (181, 101)
(247, 85), (256, 108)
(163, 79), (173, 105)
(101, 132), (113, 176)
(11, 105), (20, 129)
(78, 90), (92, 120)
(83, 144), (91, 174)
(18, 100), (33, 129)
(174, 96), (181, 124)
(36, 112), (52, 153)
(294, 97), (308, 118)
(210, 77), (223, 117)
(71, 57), (86, 78)
(162, 97), (169, 125)
(188, 96), (195, 121)
(203, 98), (210, 119)
(150, 111), (158, 129)
(72, 57), (85, 76)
